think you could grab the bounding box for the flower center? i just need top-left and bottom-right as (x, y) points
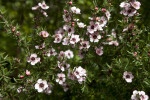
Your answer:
(59, 77), (63, 80)
(93, 35), (97, 39)
(83, 44), (87, 47)
(39, 83), (44, 88)
(126, 75), (130, 78)
(91, 25), (94, 29)
(31, 57), (35, 61)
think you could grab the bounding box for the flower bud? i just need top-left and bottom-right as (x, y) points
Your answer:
(26, 70), (30, 76)
(101, 8), (106, 12)
(68, 1), (72, 5)
(95, 7), (98, 11)
(20, 75), (24, 79)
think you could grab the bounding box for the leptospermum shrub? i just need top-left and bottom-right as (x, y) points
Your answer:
(0, 0), (150, 99)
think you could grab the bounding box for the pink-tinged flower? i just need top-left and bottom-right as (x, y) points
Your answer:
(42, 11), (48, 17)
(109, 41), (119, 46)
(95, 47), (103, 56)
(105, 11), (111, 20)
(32, 6), (40, 10)
(39, 31), (49, 38)
(68, 70), (77, 80)
(78, 50), (85, 59)
(26, 70), (30, 76)
(55, 28), (64, 36)
(35, 79), (48, 93)
(70, 34), (80, 44)
(71, 6), (81, 14)
(87, 21), (98, 34)
(111, 29), (116, 38)
(56, 73), (66, 85)
(17, 87), (26, 93)
(73, 66), (87, 84)
(90, 32), (101, 42)
(120, 8), (137, 17)
(127, 8), (137, 17)
(27, 53), (40, 65)
(58, 51), (65, 60)
(131, 90), (149, 100)
(99, 16), (107, 27)
(62, 37), (69, 45)
(79, 40), (90, 50)
(139, 91), (149, 100)
(62, 83), (70, 92)
(120, 2), (130, 8)
(77, 22), (86, 28)
(130, 1), (141, 10)
(54, 34), (63, 43)
(63, 25), (75, 36)
(65, 50), (74, 59)
(57, 61), (70, 72)
(44, 83), (52, 94)
(38, 1), (49, 10)
(123, 27), (129, 32)
(123, 71), (134, 83)
(63, 15), (71, 22)
(95, 22), (103, 31)
(47, 48), (57, 57)
(35, 43), (45, 49)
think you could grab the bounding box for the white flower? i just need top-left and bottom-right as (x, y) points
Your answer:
(57, 61), (70, 72)
(73, 66), (87, 84)
(56, 73), (66, 85)
(17, 87), (25, 93)
(130, 1), (141, 10)
(32, 6), (40, 10)
(58, 51), (65, 59)
(47, 48), (57, 57)
(70, 34), (80, 44)
(27, 53), (40, 65)
(39, 31), (49, 38)
(87, 21), (98, 34)
(38, 1), (49, 10)
(77, 22), (86, 28)
(105, 11), (111, 20)
(127, 8), (137, 17)
(62, 37), (69, 45)
(90, 32), (101, 42)
(54, 34), (63, 43)
(99, 16), (107, 27)
(71, 6), (81, 14)
(95, 47), (103, 56)
(131, 90), (149, 100)
(120, 2), (130, 8)
(55, 28), (64, 36)
(120, 8), (137, 17)
(109, 41), (119, 46)
(63, 15), (71, 22)
(35, 79), (48, 93)
(123, 71), (134, 83)
(35, 43), (45, 49)
(43, 11), (48, 17)
(63, 25), (75, 36)
(65, 50), (74, 59)
(62, 83), (70, 92)
(79, 40), (90, 50)
(44, 83), (52, 94)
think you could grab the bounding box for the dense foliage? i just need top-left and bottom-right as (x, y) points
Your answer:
(0, 0), (150, 100)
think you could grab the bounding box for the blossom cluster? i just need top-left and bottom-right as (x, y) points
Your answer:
(3, 0), (147, 99)
(120, 0), (141, 17)
(131, 90), (149, 100)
